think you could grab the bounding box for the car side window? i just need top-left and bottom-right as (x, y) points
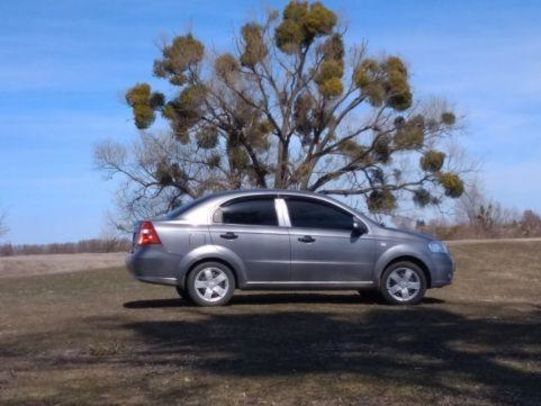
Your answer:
(287, 198), (354, 231)
(214, 198), (278, 226)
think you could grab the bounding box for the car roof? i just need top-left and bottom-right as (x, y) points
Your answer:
(168, 188), (376, 227)
(196, 188), (342, 205)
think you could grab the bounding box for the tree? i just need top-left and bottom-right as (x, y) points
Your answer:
(96, 1), (466, 229)
(454, 179), (521, 237)
(0, 211), (7, 238)
(520, 210), (541, 237)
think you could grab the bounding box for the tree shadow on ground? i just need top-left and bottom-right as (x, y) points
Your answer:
(2, 294), (540, 404)
(122, 302), (541, 404)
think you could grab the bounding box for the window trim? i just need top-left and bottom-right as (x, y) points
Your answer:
(283, 196), (369, 232)
(212, 195), (280, 227)
(275, 198), (291, 227)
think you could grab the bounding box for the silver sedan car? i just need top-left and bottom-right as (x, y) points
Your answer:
(126, 189), (454, 306)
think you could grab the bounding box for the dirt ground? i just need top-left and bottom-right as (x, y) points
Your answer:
(0, 252), (124, 278)
(0, 241), (540, 405)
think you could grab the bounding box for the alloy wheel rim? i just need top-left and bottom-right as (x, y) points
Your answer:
(194, 267), (229, 302)
(386, 267), (421, 302)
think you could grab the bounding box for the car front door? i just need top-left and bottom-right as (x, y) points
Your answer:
(209, 196), (290, 282)
(285, 197), (376, 283)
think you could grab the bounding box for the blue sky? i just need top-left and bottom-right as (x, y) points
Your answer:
(1, 0), (540, 244)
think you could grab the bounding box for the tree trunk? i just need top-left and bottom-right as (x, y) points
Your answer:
(274, 139), (289, 188)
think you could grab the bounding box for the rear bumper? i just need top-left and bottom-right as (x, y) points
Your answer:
(125, 246), (183, 287)
(429, 253), (455, 288)
(131, 275), (178, 286)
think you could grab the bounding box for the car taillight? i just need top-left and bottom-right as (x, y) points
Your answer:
(136, 221), (161, 246)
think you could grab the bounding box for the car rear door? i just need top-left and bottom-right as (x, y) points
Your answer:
(209, 196), (290, 282)
(285, 197), (376, 283)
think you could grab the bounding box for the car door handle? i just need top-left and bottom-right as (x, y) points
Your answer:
(220, 232), (238, 240)
(298, 235), (315, 243)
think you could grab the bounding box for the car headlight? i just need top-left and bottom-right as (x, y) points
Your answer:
(428, 241), (448, 254)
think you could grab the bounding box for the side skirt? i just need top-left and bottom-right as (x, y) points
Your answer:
(242, 281), (374, 290)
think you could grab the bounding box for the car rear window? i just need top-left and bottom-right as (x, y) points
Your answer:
(164, 195), (214, 220)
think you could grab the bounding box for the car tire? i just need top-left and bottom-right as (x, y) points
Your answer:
(175, 286), (187, 298)
(186, 262), (235, 307)
(380, 261), (427, 305)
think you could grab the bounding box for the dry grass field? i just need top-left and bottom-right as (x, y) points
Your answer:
(0, 252), (124, 278)
(0, 241), (540, 405)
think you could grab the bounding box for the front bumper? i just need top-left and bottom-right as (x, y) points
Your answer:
(429, 253), (455, 288)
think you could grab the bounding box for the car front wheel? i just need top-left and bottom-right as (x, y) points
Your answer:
(380, 261), (426, 305)
(186, 262), (235, 307)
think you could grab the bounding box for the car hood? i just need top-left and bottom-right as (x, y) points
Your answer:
(376, 226), (436, 242)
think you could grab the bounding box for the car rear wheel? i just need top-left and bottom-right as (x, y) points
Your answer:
(380, 261), (426, 305)
(186, 262), (235, 307)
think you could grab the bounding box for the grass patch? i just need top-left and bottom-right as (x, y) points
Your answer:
(1, 242), (540, 405)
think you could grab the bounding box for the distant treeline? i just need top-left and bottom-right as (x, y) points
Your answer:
(0, 238), (131, 257)
(411, 209), (541, 240)
(2, 206), (540, 257)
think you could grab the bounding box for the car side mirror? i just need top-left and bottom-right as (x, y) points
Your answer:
(352, 220), (368, 235)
